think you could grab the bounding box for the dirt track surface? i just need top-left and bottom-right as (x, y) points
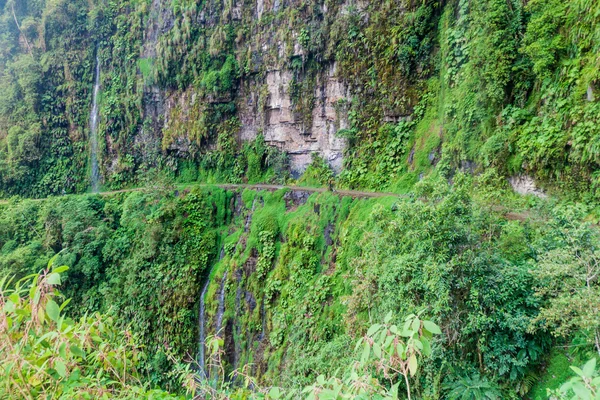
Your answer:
(0, 183), (398, 206)
(0, 184), (551, 227)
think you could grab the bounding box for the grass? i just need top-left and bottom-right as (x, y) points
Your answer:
(528, 348), (572, 399)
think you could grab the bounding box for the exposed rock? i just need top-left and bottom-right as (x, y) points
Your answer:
(138, 2), (355, 176)
(460, 160), (477, 174)
(245, 290), (257, 312)
(141, 0), (174, 59)
(243, 249), (258, 275)
(588, 83), (596, 102)
(509, 175), (547, 199)
(238, 62), (348, 174)
(257, 0), (264, 19)
(283, 190), (310, 209)
(324, 222), (334, 246)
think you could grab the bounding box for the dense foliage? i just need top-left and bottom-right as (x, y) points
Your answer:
(0, 263), (183, 399)
(0, 176), (598, 397)
(2, 0), (600, 398)
(0, 0), (598, 198)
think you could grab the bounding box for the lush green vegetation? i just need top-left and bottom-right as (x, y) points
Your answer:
(0, 176), (599, 397)
(2, 0), (600, 398)
(0, 263), (184, 399)
(1, 0), (598, 198)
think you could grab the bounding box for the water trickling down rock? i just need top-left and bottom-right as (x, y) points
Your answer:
(197, 247), (226, 378)
(89, 54), (101, 193)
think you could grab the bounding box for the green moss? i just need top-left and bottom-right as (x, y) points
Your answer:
(529, 349), (572, 399)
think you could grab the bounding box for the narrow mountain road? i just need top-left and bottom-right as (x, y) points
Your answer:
(0, 183), (398, 206)
(0, 184), (556, 228)
(213, 183), (397, 198)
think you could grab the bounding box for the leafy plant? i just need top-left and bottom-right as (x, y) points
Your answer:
(444, 372), (502, 400)
(0, 260), (185, 399)
(551, 358), (600, 400)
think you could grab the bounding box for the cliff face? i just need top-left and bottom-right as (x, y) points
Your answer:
(238, 64), (348, 174)
(155, 64), (348, 175)
(2, 0), (599, 200)
(139, 0), (362, 175)
(0, 0), (434, 195)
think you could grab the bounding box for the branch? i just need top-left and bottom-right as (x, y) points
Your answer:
(10, 2), (33, 56)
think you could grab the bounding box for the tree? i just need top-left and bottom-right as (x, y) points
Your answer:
(531, 205), (600, 355)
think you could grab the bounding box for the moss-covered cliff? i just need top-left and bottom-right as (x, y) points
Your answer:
(1, 0), (598, 199)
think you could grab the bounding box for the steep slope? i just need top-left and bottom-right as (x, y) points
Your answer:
(2, 0), (597, 199)
(1, 180), (588, 396)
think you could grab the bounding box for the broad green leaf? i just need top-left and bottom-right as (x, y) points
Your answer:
(397, 343), (405, 359)
(378, 329), (387, 346)
(423, 321), (442, 335)
(59, 342), (67, 359)
(33, 287), (41, 305)
(421, 337), (431, 356)
(400, 327), (412, 337)
(367, 324), (381, 337)
(48, 255), (58, 268)
(46, 299), (60, 323)
(582, 358), (597, 377)
(384, 335), (394, 349)
(318, 389), (336, 400)
(54, 359), (67, 378)
(410, 317), (420, 332)
(355, 338), (364, 352)
(390, 382), (400, 399)
(52, 266), (69, 274)
(37, 307), (45, 324)
(269, 387), (281, 399)
(3, 300), (15, 313)
(408, 354), (418, 376)
(571, 381), (591, 398)
(384, 311), (393, 324)
(59, 298), (71, 312)
(413, 339), (423, 350)
(361, 341), (370, 364)
(317, 375), (326, 385)
(70, 345), (85, 358)
(570, 366), (584, 377)
(47, 273), (61, 285)
(373, 342), (382, 358)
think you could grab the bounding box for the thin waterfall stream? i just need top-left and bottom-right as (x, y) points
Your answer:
(198, 199), (257, 379)
(197, 275), (211, 377)
(89, 54), (101, 193)
(198, 248), (226, 378)
(215, 271), (228, 335)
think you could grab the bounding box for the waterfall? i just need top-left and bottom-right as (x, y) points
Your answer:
(234, 269), (243, 370)
(197, 276), (211, 377)
(89, 54), (101, 193)
(198, 248), (226, 377)
(215, 271), (228, 336)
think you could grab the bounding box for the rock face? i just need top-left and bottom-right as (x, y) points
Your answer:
(509, 175), (547, 198)
(238, 64), (348, 174)
(137, 0), (352, 175)
(155, 63), (349, 175)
